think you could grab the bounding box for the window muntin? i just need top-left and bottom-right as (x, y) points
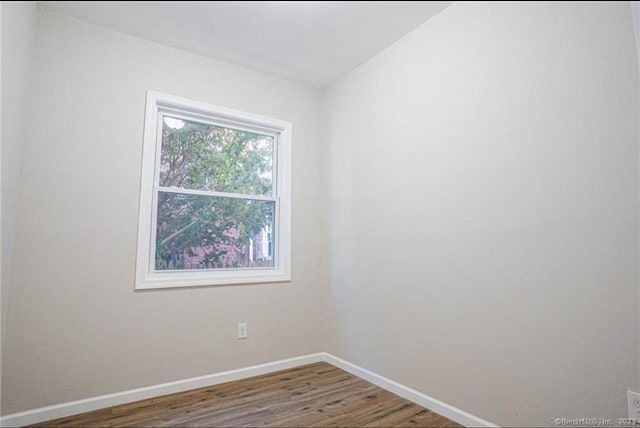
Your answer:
(135, 91), (291, 289)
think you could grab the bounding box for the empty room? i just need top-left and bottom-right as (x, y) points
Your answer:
(1, 1), (639, 427)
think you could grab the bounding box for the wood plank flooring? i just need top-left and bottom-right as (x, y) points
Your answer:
(30, 362), (462, 427)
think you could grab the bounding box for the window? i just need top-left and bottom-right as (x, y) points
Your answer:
(135, 91), (291, 289)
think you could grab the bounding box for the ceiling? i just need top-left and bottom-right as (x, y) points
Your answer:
(37, 1), (453, 88)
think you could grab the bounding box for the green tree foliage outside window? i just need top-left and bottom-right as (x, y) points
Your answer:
(156, 116), (275, 270)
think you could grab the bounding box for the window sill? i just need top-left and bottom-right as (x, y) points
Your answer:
(135, 270), (291, 290)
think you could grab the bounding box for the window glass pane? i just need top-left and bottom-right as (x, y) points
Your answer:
(160, 115), (274, 196)
(155, 192), (275, 270)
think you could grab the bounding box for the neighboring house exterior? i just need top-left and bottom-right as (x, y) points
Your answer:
(179, 225), (273, 269)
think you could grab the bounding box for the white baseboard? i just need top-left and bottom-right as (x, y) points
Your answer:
(1, 352), (498, 428)
(0, 353), (325, 427)
(321, 353), (498, 428)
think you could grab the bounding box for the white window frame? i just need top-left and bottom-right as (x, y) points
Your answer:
(135, 91), (291, 290)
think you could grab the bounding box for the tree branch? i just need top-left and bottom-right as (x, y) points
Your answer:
(160, 219), (199, 246)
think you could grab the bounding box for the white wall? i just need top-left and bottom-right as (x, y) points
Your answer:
(1, 10), (327, 414)
(0, 0), (37, 415)
(325, 2), (639, 426)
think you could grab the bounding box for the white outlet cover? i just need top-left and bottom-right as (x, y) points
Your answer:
(627, 390), (640, 419)
(238, 323), (248, 339)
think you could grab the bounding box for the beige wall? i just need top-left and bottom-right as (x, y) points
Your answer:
(1, 10), (327, 414)
(3, 2), (640, 426)
(1, 0), (38, 414)
(325, 1), (639, 426)
(630, 0), (640, 392)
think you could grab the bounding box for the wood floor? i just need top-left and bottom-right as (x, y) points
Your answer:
(30, 362), (462, 427)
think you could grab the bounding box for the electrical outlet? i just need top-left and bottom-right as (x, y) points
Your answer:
(627, 390), (640, 419)
(237, 323), (248, 339)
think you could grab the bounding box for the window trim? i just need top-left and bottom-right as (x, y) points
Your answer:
(135, 91), (292, 290)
